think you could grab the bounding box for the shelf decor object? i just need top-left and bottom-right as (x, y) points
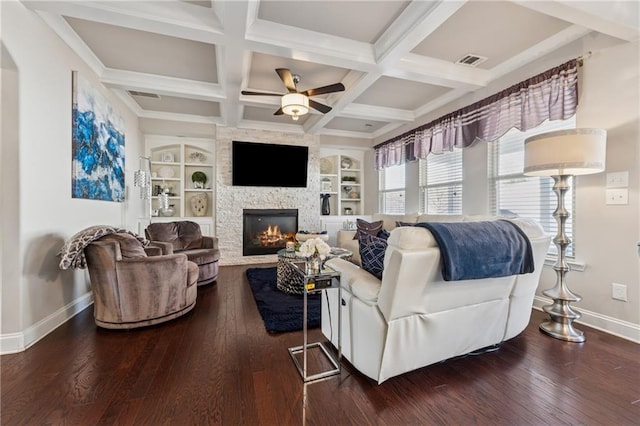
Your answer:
(157, 166), (175, 179)
(161, 151), (175, 162)
(192, 171), (208, 189)
(190, 193), (208, 217)
(133, 156), (152, 218)
(524, 128), (607, 342)
(189, 151), (207, 163)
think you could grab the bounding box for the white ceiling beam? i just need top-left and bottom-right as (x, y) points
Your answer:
(307, 0), (466, 134)
(217, 0), (252, 127)
(489, 24), (592, 78)
(34, 12), (105, 77)
(245, 19), (378, 71)
(101, 69), (224, 102)
(374, 0), (466, 64)
(513, 0), (639, 42)
(391, 54), (490, 89)
(339, 104), (414, 123)
(24, 1), (225, 44)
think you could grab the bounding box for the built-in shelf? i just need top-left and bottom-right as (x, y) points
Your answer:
(319, 149), (364, 216)
(141, 135), (216, 236)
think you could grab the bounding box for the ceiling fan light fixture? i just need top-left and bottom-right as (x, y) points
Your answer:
(281, 93), (309, 119)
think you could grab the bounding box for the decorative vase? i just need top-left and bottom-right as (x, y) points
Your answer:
(190, 192), (208, 217)
(320, 194), (331, 215)
(306, 254), (322, 275)
(160, 205), (175, 217)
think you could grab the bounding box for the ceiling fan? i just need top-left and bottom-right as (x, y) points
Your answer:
(241, 68), (345, 120)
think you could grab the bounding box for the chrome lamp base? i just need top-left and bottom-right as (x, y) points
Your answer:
(540, 175), (585, 343)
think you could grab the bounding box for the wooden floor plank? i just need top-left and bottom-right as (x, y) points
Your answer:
(2, 264), (639, 425)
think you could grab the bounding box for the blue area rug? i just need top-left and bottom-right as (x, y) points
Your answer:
(246, 267), (321, 334)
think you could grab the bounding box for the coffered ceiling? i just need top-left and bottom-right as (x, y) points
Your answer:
(25, 0), (638, 141)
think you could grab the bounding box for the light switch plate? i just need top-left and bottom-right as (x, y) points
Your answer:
(606, 171), (629, 188)
(606, 188), (628, 205)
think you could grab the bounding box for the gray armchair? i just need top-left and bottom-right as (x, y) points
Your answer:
(145, 221), (220, 286)
(84, 232), (198, 329)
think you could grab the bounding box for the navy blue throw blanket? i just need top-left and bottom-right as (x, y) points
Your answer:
(415, 220), (534, 281)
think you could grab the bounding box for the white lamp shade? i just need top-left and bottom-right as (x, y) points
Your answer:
(524, 128), (607, 176)
(281, 93), (309, 116)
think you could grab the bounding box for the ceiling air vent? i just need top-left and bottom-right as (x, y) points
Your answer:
(128, 90), (160, 99)
(456, 54), (488, 67)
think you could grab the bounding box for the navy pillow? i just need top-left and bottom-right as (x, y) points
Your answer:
(358, 231), (389, 280)
(377, 229), (390, 239)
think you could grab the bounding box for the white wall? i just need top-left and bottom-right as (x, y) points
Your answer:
(1, 1), (143, 353)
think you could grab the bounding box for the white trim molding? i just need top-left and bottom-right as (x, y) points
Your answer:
(0, 293), (94, 355)
(533, 296), (640, 344)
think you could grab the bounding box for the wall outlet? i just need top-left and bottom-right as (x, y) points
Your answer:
(606, 188), (629, 205)
(612, 283), (627, 301)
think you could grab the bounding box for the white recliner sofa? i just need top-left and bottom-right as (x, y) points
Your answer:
(321, 216), (551, 384)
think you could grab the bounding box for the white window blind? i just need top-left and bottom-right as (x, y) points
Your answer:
(379, 163), (405, 214)
(488, 117), (576, 256)
(419, 149), (463, 214)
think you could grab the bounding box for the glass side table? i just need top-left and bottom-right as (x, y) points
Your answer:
(286, 260), (342, 383)
(276, 247), (352, 295)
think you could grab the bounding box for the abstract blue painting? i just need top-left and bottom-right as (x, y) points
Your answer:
(71, 71), (125, 202)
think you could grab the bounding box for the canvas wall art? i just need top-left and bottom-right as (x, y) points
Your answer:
(71, 71), (125, 202)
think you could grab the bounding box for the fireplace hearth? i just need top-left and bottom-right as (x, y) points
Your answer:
(243, 209), (298, 256)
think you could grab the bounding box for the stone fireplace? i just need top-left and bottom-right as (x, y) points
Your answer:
(215, 127), (321, 265)
(243, 209), (298, 256)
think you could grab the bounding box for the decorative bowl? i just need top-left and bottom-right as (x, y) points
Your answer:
(295, 232), (329, 243)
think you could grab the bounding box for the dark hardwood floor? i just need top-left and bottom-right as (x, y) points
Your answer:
(2, 264), (639, 425)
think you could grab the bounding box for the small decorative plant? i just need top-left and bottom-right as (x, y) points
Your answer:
(192, 171), (207, 189)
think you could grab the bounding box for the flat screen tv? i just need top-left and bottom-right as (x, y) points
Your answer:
(232, 141), (309, 187)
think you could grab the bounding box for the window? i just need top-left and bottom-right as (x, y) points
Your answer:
(379, 164), (405, 214)
(488, 117), (576, 256)
(419, 149), (463, 214)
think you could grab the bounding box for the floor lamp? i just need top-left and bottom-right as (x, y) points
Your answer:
(523, 128), (607, 343)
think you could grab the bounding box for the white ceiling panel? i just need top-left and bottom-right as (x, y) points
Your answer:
(411, 1), (572, 69)
(257, 1), (411, 43)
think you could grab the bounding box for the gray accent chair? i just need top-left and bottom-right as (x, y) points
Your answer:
(84, 233), (199, 329)
(145, 221), (220, 286)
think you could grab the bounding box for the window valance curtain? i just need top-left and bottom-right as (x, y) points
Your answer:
(374, 58), (579, 170)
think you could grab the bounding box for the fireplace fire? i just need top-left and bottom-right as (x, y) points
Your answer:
(243, 209), (298, 256)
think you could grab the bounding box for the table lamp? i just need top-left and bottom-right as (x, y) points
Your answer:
(524, 128), (607, 342)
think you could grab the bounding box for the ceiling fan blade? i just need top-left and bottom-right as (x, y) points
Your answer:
(241, 90), (283, 96)
(274, 108), (284, 116)
(309, 99), (332, 114)
(275, 68), (297, 93)
(302, 83), (345, 97)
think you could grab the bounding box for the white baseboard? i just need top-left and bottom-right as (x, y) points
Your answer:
(0, 293), (93, 355)
(533, 296), (640, 344)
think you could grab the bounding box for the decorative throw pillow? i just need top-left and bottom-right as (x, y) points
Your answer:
(352, 219), (383, 240)
(100, 233), (148, 258)
(377, 229), (390, 239)
(358, 231), (388, 280)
